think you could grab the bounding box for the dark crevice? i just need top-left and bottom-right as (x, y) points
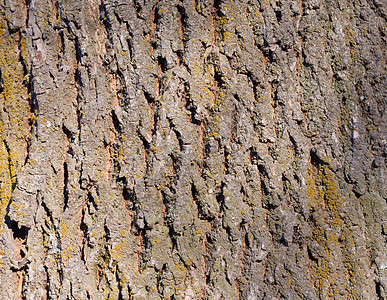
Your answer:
(177, 4), (187, 42)
(40, 194), (55, 229)
(138, 133), (150, 177)
(144, 91), (154, 105)
(132, 0), (142, 18)
(157, 56), (168, 72)
(270, 81), (279, 108)
(275, 10), (282, 22)
(103, 221), (111, 243)
(146, 3), (160, 58)
(73, 32), (84, 64)
(111, 109), (123, 133)
(137, 228), (146, 270)
(2, 141), (19, 226)
(375, 280), (383, 300)
(99, 2), (110, 39)
(191, 183), (207, 220)
(156, 263), (167, 295)
(176, 49), (183, 66)
(51, 163), (58, 175)
(127, 36), (135, 64)
(43, 265), (50, 299)
(3, 140), (16, 189)
(174, 129), (184, 152)
(225, 225), (237, 243)
(310, 149), (328, 167)
(57, 30), (66, 69)
(258, 164), (277, 210)
(151, 40), (158, 53)
(24, 86), (38, 165)
(307, 245), (318, 262)
(167, 116), (184, 152)
(0, 68), (3, 93)
(353, 189), (362, 199)
(223, 148), (230, 175)
(288, 132), (298, 155)
(160, 188), (179, 253)
(122, 186), (131, 201)
(293, 172), (301, 186)
(249, 147), (258, 165)
(87, 191), (98, 211)
(292, 225), (303, 246)
(214, 69), (225, 89)
(183, 83), (201, 125)
(152, 2), (161, 27)
(279, 234), (288, 247)
(244, 232), (250, 249)
(281, 174), (287, 194)
(233, 92), (241, 104)
(230, 108), (237, 143)
(6, 218), (29, 274)
(216, 181), (225, 211)
(116, 265), (123, 300)
(5, 218), (29, 241)
(257, 164), (269, 195)
(63, 162), (69, 211)
(214, 0), (221, 10)
(177, 251), (194, 271)
(192, 0), (199, 14)
(249, 71), (262, 104)
(169, 230), (179, 253)
(62, 123), (73, 142)
(77, 106), (83, 143)
(122, 186), (136, 211)
(116, 69), (128, 107)
(69, 282), (74, 299)
(80, 208), (88, 262)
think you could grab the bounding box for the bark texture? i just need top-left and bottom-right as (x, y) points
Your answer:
(0, 0), (386, 299)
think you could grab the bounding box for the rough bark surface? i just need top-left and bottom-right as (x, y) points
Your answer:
(0, 0), (386, 299)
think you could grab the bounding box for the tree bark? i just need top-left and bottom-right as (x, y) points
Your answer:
(0, 0), (386, 299)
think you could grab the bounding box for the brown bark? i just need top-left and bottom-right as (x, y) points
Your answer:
(0, 0), (386, 299)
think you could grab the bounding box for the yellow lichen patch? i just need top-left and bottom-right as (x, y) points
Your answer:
(344, 25), (357, 62)
(215, 89), (226, 107)
(207, 132), (218, 138)
(217, 16), (227, 27)
(306, 164), (318, 209)
(0, 20), (29, 146)
(0, 18), (29, 246)
(222, 31), (233, 44)
(317, 166), (343, 227)
(195, 2), (201, 13)
(306, 163), (349, 298)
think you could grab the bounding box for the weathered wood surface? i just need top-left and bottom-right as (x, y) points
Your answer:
(0, 0), (386, 299)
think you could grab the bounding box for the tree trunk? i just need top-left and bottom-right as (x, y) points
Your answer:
(0, 0), (386, 299)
